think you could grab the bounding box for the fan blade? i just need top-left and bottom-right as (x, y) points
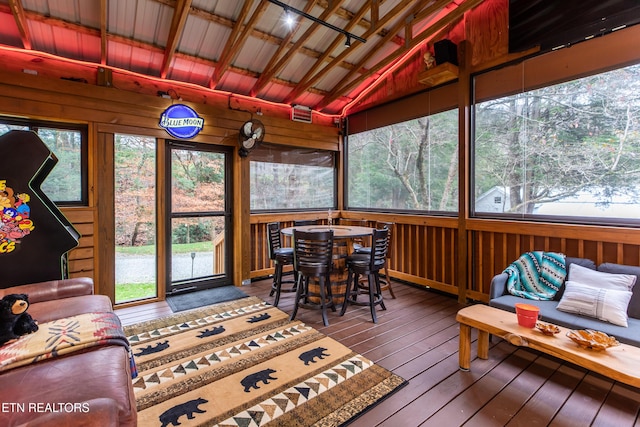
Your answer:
(243, 121), (253, 137)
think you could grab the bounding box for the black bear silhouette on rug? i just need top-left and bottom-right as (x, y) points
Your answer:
(196, 325), (225, 338)
(299, 347), (330, 365)
(241, 368), (277, 392)
(247, 313), (271, 323)
(158, 397), (208, 427)
(134, 340), (169, 357)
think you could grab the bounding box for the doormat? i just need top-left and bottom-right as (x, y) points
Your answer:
(126, 296), (407, 426)
(166, 286), (248, 312)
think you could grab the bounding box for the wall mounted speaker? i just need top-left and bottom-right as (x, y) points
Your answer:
(434, 39), (458, 66)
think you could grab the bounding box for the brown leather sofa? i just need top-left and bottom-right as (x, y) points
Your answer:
(0, 278), (137, 426)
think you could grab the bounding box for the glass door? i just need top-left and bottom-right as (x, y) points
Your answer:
(114, 134), (157, 304)
(166, 141), (233, 294)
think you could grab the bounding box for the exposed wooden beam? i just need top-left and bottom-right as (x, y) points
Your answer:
(285, 0), (417, 105)
(316, 0), (464, 111)
(8, 0), (31, 50)
(243, 0), (319, 97)
(283, 0), (373, 104)
(210, 0), (266, 89)
(100, 0), (107, 65)
(371, 0), (379, 30)
(160, 0), (192, 79)
(250, 0), (346, 97)
(0, 2), (357, 80)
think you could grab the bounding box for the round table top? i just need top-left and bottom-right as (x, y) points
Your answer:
(280, 224), (374, 238)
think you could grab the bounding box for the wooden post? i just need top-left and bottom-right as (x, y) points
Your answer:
(96, 132), (115, 303)
(234, 147), (251, 286)
(457, 40), (472, 304)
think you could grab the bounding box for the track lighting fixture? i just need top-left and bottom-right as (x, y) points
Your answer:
(284, 7), (294, 27)
(344, 35), (351, 47)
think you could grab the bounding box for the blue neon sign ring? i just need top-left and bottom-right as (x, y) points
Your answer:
(159, 104), (204, 139)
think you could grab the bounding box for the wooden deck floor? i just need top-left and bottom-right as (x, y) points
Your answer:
(115, 279), (640, 426)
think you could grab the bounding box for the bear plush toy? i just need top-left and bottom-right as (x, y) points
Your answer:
(0, 293), (39, 346)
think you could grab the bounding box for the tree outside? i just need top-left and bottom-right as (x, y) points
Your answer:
(475, 63), (640, 218)
(347, 109), (459, 212)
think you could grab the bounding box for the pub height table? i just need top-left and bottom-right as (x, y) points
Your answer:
(280, 224), (375, 307)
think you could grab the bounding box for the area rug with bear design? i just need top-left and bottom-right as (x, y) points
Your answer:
(125, 296), (406, 427)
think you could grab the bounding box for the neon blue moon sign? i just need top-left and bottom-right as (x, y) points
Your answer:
(159, 104), (204, 139)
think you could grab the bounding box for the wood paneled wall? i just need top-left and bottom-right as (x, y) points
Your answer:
(62, 207), (96, 279)
(0, 65), (338, 302)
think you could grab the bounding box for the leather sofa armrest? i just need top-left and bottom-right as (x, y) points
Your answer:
(0, 277), (94, 303)
(489, 273), (509, 300)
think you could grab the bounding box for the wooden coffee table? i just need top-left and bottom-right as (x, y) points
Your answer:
(456, 304), (640, 388)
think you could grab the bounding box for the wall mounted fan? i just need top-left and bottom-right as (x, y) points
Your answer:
(238, 119), (265, 157)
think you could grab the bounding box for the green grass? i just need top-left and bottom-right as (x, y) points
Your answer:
(115, 241), (215, 303)
(116, 282), (156, 303)
(116, 241), (214, 255)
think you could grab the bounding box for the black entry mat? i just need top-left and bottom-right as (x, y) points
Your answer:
(166, 286), (249, 312)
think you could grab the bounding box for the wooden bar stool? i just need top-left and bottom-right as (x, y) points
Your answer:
(290, 229), (335, 326)
(340, 228), (389, 323)
(354, 221), (396, 298)
(267, 222), (296, 307)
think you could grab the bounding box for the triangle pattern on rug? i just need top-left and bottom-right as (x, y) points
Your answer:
(132, 323), (312, 390)
(131, 298), (407, 427)
(217, 356), (374, 426)
(127, 301), (269, 344)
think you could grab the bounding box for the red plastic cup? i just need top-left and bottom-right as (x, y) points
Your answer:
(515, 303), (540, 328)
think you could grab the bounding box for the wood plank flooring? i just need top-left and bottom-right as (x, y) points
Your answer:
(115, 278), (640, 426)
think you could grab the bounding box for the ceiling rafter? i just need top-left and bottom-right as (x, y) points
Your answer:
(8, 0), (31, 50)
(160, 0), (192, 79)
(283, 0), (373, 104)
(314, 0), (450, 109)
(250, 0), (346, 97)
(0, 4), (335, 74)
(371, 0), (379, 29)
(243, 0), (319, 96)
(0, 0), (491, 114)
(0, 2), (362, 81)
(172, 51), (323, 93)
(210, 0), (267, 89)
(316, 0), (484, 110)
(284, 0), (416, 105)
(157, 1), (363, 65)
(100, 0), (107, 65)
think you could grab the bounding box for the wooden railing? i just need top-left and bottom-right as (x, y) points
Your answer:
(213, 231), (225, 275)
(60, 207), (640, 304)
(250, 212), (640, 303)
(466, 219), (640, 302)
(250, 212), (460, 295)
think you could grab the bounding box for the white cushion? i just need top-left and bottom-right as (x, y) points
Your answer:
(569, 263), (636, 291)
(557, 281), (633, 327)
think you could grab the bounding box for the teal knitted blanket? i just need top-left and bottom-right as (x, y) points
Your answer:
(505, 251), (567, 300)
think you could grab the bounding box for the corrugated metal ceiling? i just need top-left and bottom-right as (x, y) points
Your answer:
(0, 0), (475, 115)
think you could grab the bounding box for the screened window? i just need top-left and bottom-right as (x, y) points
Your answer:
(0, 118), (87, 205)
(250, 144), (335, 211)
(347, 109), (459, 212)
(474, 63), (640, 222)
